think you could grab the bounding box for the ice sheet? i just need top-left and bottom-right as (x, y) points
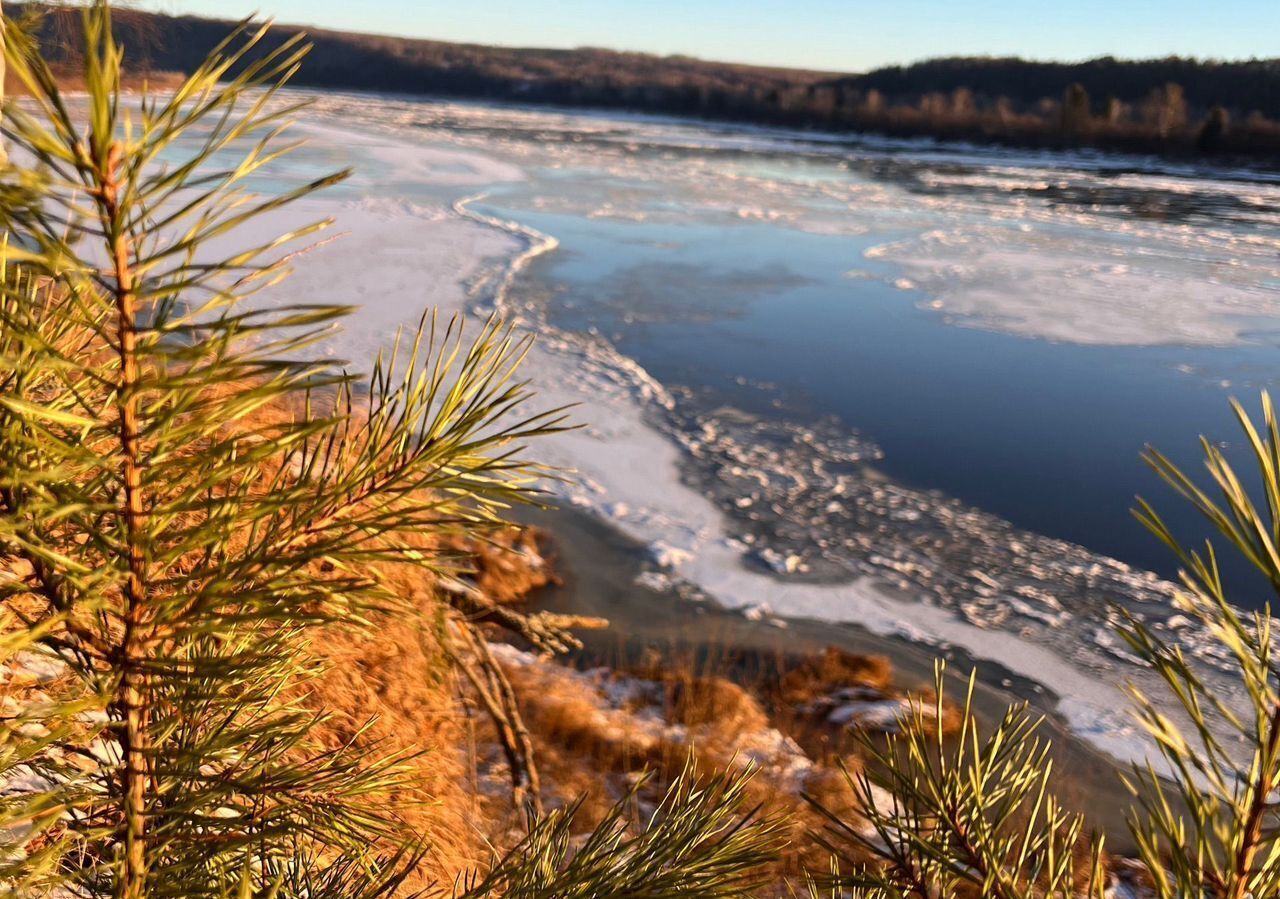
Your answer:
(234, 93), (1277, 773)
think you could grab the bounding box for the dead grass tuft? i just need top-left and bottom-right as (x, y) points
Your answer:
(439, 526), (558, 605)
(476, 645), (897, 885)
(775, 647), (894, 706)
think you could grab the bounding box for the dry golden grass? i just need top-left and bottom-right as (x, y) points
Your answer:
(306, 564), (478, 888)
(774, 647), (893, 706)
(438, 526), (558, 605)
(482, 647), (888, 884)
(299, 518), (565, 887)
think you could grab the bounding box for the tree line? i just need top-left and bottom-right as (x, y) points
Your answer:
(12, 3), (1280, 163)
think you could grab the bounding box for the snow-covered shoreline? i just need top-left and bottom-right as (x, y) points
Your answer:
(216, 95), (1280, 778)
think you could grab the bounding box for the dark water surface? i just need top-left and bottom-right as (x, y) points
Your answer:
(477, 195), (1280, 601)
(254, 90), (1280, 609)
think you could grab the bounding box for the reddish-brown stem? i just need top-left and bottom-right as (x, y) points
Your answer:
(100, 140), (150, 899)
(1228, 698), (1280, 899)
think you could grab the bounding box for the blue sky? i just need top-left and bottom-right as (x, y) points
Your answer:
(146, 1), (1280, 72)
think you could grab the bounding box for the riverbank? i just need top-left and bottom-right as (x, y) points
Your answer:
(512, 503), (1148, 851)
(216, 95), (1269, 811)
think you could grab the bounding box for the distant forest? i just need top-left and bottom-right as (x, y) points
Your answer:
(16, 4), (1280, 164)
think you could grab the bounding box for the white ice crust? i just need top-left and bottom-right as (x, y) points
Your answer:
(230, 97), (1280, 772)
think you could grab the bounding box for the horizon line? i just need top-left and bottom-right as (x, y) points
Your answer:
(129, 6), (1280, 76)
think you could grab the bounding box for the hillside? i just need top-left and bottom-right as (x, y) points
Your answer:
(15, 4), (1280, 162)
(20, 4), (833, 112)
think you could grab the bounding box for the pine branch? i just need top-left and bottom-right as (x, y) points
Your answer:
(0, 4), (572, 894)
(810, 665), (1105, 899)
(456, 765), (785, 899)
(1123, 390), (1280, 899)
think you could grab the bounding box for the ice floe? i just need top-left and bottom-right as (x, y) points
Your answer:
(229, 91), (1274, 774)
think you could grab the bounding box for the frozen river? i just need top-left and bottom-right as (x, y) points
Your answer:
(220, 89), (1280, 767)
